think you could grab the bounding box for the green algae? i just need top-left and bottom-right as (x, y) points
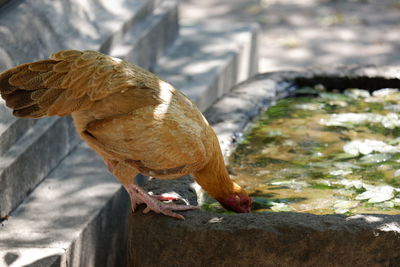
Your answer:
(203, 87), (400, 215)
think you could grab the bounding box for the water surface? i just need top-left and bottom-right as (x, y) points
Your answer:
(203, 86), (400, 215)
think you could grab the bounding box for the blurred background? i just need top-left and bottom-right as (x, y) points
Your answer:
(181, 0), (400, 72)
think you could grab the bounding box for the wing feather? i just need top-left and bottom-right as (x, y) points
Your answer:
(0, 50), (160, 118)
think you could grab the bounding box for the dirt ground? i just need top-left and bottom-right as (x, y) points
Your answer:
(180, 0), (400, 72)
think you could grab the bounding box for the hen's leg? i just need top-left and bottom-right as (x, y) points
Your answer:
(105, 159), (196, 220)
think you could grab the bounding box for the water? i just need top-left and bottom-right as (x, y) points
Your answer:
(203, 86), (400, 215)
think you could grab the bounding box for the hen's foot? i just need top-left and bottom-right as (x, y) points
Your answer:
(149, 191), (190, 205)
(123, 184), (197, 220)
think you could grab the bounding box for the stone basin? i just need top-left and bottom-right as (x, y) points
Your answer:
(127, 66), (400, 266)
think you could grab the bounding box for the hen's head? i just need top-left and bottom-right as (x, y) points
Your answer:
(216, 183), (252, 213)
(217, 193), (252, 213)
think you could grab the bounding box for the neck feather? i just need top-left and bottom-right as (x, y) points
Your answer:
(193, 139), (236, 199)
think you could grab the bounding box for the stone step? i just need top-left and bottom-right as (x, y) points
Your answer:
(0, 143), (129, 267)
(0, 0), (174, 156)
(0, 22), (259, 266)
(110, 0), (179, 70)
(0, 102), (38, 157)
(0, 0), (157, 67)
(0, 0), (157, 154)
(0, 0), (179, 217)
(0, 117), (79, 218)
(155, 23), (259, 111)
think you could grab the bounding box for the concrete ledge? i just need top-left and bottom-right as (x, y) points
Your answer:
(0, 143), (129, 267)
(128, 211), (400, 266)
(1, 248), (64, 267)
(155, 23), (259, 111)
(0, 117), (80, 217)
(127, 66), (400, 266)
(0, 104), (37, 156)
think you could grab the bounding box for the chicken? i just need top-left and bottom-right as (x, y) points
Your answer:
(0, 50), (252, 219)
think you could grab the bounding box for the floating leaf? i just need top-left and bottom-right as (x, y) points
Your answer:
(295, 103), (324, 111)
(334, 162), (361, 169)
(270, 202), (292, 212)
(329, 169), (352, 176)
(374, 201), (395, 209)
(320, 113), (400, 129)
(270, 179), (308, 188)
(308, 161), (332, 168)
(335, 188), (357, 198)
(359, 153), (393, 164)
(311, 152), (325, 159)
(355, 185), (394, 203)
(336, 179), (364, 189)
(328, 100), (348, 107)
(384, 104), (400, 112)
(319, 92), (350, 101)
(282, 139), (297, 147)
(256, 170), (271, 176)
(372, 88), (399, 97)
(389, 137), (400, 146)
(267, 130), (284, 137)
(334, 200), (359, 214)
(392, 198), (400, 206)
(344, 89), (370, 99)
(343, 140), (400, 156)
(332, 153), (359, 160)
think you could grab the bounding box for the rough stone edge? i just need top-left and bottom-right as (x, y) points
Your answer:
(0, 116), (79, 217)
(0, 144), (130, 267)
(128, 66), (400, 266)
(0, 248), (64, 267)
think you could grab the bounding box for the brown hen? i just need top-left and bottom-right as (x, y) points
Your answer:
(0, 50), (252, 219)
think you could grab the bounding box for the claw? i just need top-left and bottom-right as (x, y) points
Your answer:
(130, 199), (137, 212)
(123, 184), (197, 220)
(149, 191), (190, 205)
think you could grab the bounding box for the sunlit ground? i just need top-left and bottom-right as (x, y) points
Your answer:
(181, 0), (400, 72)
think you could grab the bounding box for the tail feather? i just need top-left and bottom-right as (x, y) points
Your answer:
(0, 49), (159, 119)
(31, 89), (48, 101)
(0, 61), (64, 118)
(0, 56), (90, 118)
(13, 104), (44, 118)
(0, 68), (20, 95)
(8, 67), (48, 90)
(2, 89), (35, 110)
(28, 60), (56, 72)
